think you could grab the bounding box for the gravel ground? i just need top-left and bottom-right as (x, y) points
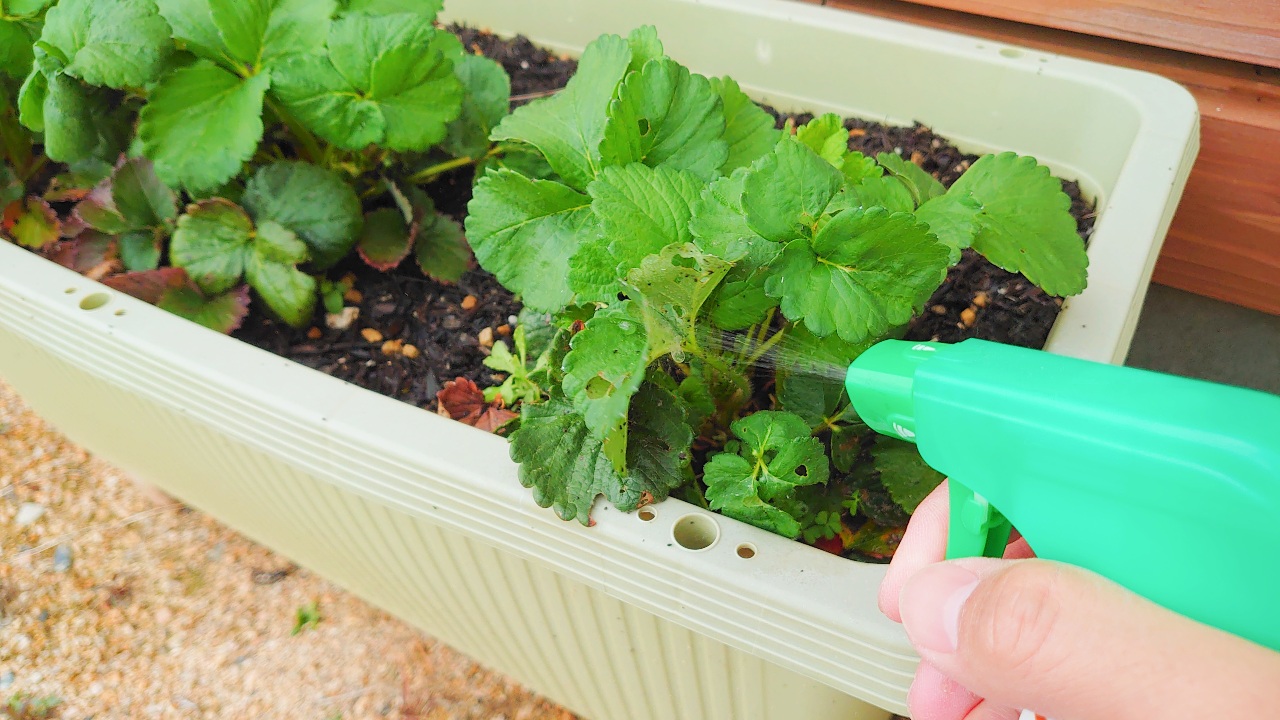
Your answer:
(0, 378), (574, 720)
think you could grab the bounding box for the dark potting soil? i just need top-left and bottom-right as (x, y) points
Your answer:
(237, 30), (1093, 414)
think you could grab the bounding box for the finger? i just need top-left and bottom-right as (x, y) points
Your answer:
(898, 558), (1280, 720)
(906, 660), (981, 720)
(879, 480), (951, 621)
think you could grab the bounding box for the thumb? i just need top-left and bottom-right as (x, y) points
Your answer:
(898, 558), (1280, 720)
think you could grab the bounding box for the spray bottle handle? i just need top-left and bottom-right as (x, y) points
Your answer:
(946, 480), (1013, 560)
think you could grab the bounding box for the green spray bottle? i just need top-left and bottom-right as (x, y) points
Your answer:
(843, 338), (1280, 655)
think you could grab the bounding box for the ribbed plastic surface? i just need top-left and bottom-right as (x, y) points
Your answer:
(0, 1), (1198, 718)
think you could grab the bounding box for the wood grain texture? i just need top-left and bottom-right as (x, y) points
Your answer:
(860, 0), (1280, 68)
(801, 0), (1280, 314)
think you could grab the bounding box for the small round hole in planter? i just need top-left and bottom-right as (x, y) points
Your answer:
(78, 293), (110, 311)
(672, 513), (720, 551)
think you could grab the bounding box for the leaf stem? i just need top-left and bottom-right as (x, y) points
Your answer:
(264, 97), (322, 165)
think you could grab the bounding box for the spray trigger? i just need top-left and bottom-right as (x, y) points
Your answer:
(946, 480), (1013, 560)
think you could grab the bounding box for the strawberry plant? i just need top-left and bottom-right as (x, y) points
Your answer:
(467, 27), (1088, 552)
(1, 0), (511, 332)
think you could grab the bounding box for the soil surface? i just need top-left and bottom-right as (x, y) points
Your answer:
(238, 30), (1094, 414)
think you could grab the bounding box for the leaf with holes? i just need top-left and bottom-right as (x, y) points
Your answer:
(509, 383), (690, 525)
(741, 137), (843, 243)
(491, 33), (632, 189)
(945, 152), (1088, 296)
(561, 301), (650, 450)
(598, 57), (727, 180)
(272, 14), (463, 151)
(704, 411), (828, 538)
(765, 207), (949, 343)
(873, 437), (945, 514)
(2, 196), (59, 248)
(466, 170), (597, 312)
(241, 161), (363, 270)
(623, 242), (731, 359)
(157, 283), (252, 334)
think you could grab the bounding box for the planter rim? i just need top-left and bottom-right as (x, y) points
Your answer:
(0, 0), (1199, 714)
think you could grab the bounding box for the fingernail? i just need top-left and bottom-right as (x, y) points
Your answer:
(898, 563), (979, 654)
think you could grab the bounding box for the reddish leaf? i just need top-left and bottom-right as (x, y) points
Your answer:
(2, 196), (60, 249)
(102, 267), (190, 304)
(356, 207), (413, 270)
(157, 284), (252, 335)
(436, 377), (517, 433)
(44, 231), (119, 274)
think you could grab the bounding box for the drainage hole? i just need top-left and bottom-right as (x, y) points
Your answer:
(637, 508), (656, 522)
(78, 292), (110, 310)
(736, 543), (757, 559)
(672, 513), (720, 551)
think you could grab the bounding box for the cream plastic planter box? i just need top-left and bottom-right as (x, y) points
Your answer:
(0, 0), (1197, 717)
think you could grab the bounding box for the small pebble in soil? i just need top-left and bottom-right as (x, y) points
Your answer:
(15, 502), (44, 526)
(53, 543), (72, 572)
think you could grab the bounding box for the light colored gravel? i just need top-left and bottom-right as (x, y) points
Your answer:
(0, 378), (575, 720)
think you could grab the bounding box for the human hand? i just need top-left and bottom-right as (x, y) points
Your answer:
(878, 481), (1280, 720)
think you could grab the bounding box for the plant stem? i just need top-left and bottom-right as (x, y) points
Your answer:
(264, 97), (322, 165)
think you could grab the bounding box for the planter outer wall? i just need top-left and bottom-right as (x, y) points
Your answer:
(0, 1), (1198, 718)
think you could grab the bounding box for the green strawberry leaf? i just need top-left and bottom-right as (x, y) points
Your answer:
(704, 410), (828, 539)
(491, 33), (631, 189)
(947, 152), (1089, 296)
(119, 231), (162, 272)
(587, 163), (703, 278)
(795, 113), (848, 168)
(561, 301), (649, 446)
(765, 207), (949, 343)
(157, 283), (251, 334)
(415, 212), (470, 283)
(465, 169), (597, 313)
(625, 25), (664, 73)
(272, 15), (462, 151)
(111, 157), (177, 230)
(138, 61), (270, 192)
(241, 161), (363, 270)
(510, 382), (691, 524)
(0, 20), (36, 80)
(877, 151), (945, 205)
(2, 196), (59, 249)
(245, 220), (316, 327)
(872, 437), (944, 514)
(710, 76), (780, 173)
(841, 175), (916, 214)
(169, 198), (253, 295)
(442, 53), (510, 160)
(40, 0), (173, 89)
(914, 191), (982, 264)
(741, 137), (843, 243)
(598, 57), (727, 180)
(340, 0), (442, 18)
(356, 207), (410, 270)
(623, 242), (731, 360)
